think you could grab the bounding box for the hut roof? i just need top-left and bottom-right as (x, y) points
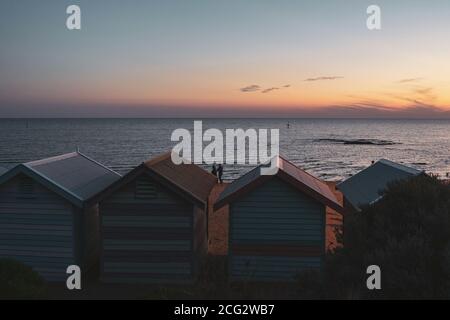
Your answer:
(0, 166), (7, 177)
(337, 159), (423, 211)
(214, 155), (344, 214)
(144, 152), (217, 203)
(91, 152), (217, 207)
(0, 152), (121, 208)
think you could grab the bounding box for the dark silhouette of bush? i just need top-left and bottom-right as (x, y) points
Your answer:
(297, 174), (450, 299)
(0, 259), (46, 299)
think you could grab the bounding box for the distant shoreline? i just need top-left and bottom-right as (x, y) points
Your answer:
(2, 117), (450, 120)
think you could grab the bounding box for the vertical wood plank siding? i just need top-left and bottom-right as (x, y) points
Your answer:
(230, 178), (325, 281)
(100, 174), (197, 284)
(0, 176), (75, 282)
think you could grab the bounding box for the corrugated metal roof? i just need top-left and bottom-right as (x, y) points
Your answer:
(337, 159), (422, 211)
(144, 152), (217, 203)
(215, 155), (343, 213)
(23, 152), (121, 203)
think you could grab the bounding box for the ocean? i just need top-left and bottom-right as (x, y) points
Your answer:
(0, 118), (449, 181)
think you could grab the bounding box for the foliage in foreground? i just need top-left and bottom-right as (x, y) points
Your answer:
(297, 174), (450, 299)
(0, 259), (46, 299)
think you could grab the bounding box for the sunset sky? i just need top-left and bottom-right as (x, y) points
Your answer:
(1, 0), (450, 117)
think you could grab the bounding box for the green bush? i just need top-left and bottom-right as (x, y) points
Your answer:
(297, 175), (450, 299)
(0, 259), (46, 299)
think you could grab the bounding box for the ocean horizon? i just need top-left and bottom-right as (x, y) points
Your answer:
(1, 118), (449, 181)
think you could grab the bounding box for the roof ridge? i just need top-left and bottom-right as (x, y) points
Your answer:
(272, 155), (340, 206)
(279, 155), (328, 187)
(77, 151), (121, 177)
(25, 152), (78, 167)
(215, 156), (343, 213)
(141, 151), (217, 204)
(378, 158), (418, 168)
(377, 159), (423, 176)
(149, 168), (205, 203)
(144, 151), (173, 167)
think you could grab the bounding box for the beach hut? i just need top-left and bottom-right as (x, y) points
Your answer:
(337, 159), (423, 212)
(93, 152), (217, 284)
(214, 156), (344, 282)
(0, 152), (121, 281)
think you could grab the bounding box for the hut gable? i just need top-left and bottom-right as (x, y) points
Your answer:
(26, 152), (121, 205)
(96, 152), (216, 284)
(337, 159), (422, 211)
(0, 152), (120, 282)
(0, 152), (121, 208)
(215, 155), (343, 214)
(95, 152), (217, 208)
(214, 156), (343, 281)
(144, 152), (217, 205)
(102, 172), (192, 207)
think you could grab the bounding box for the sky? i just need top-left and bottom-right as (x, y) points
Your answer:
(1, 0), (450, 118)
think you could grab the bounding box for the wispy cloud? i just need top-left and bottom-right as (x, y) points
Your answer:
(262, 87), (280, 93)
(240, 85), (261, 92)
(241, 84), (291, 94)
(330, 103), (449, 118)
(386, 85), (437, 109)
(414, 87), (433, 96)
(304, 76), (344, 82)
(397, 77), (422, 83)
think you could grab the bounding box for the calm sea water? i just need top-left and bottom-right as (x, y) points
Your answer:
(0, 118), (449, 181)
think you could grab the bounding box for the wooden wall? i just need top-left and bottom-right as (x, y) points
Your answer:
(100, 174), (200, 284)
(74, 204), (100, 273)
(0, 175), (75, 282)
(192, 204), (208, 277)
(229, 177), (325, 281)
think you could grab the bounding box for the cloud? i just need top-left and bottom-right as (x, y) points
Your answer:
(240, 85), (261, 92)
(241, 84), (291, 94)
(315, 102), (449, 119)
(2, 99), (449, 118)
(414, 87), (433, 96)
(304, 76), (344, 82)
(262, 87), (280, 93)
(397, 77), (422, 83)
(386, 85), (437, 109)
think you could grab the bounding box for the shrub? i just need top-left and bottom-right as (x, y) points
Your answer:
(297, 175), (450, 299)
(0, 259), (46, 299)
